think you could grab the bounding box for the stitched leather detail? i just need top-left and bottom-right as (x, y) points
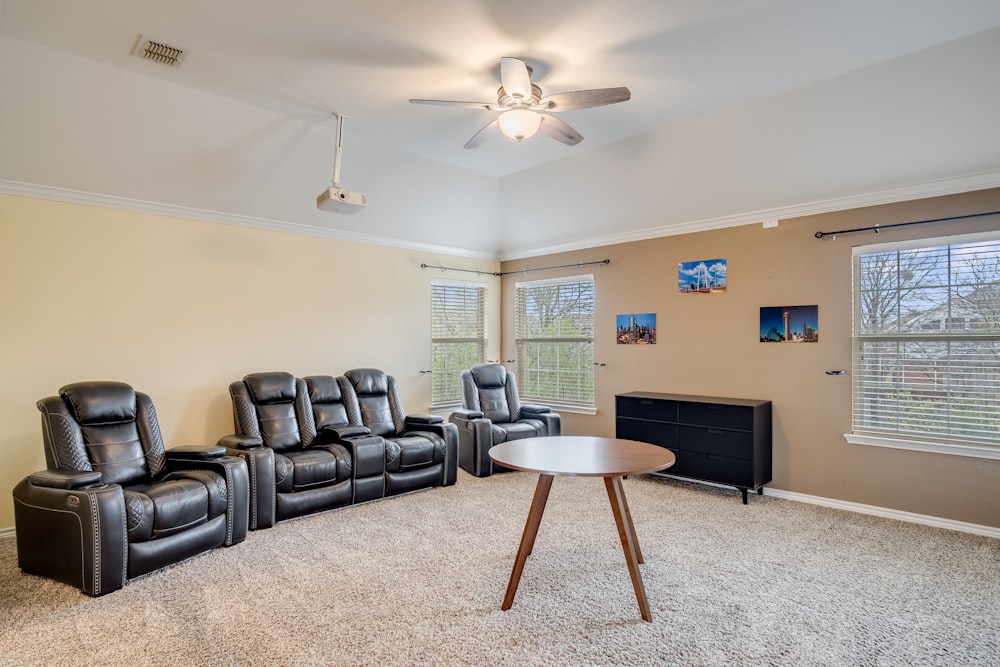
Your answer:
(144, 402), (166, 477)
(274, 455), (291, 486)
(234, 394), (260, 438)
(123, 491), (144, 531)
(49, 413), (91, 470)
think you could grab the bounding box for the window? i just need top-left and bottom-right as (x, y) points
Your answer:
(431, 280), (487, 407)
(850, 231), (1000, 458)
(514, 274), (595, 410)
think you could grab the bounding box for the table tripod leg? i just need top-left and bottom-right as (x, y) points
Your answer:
(502, 474), (554, 611)
(605, 475), (652, 622)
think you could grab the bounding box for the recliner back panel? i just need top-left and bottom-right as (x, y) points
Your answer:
(81, 422), (148, 486)
(254, 403), (302, 452)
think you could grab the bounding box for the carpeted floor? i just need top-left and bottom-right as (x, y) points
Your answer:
(1, 470), (997, 666)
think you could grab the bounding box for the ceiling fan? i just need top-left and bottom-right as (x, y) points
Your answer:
(409, 57), (631, 149)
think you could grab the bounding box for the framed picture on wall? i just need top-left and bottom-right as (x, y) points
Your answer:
(679, 259), (727, 293)
(616, 313), (656, 344)
(760, 305), (819, 342)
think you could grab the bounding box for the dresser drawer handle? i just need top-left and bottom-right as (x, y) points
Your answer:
(706, 428), (725, 435)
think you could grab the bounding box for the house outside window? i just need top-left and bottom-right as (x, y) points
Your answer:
(431, 279), (487, 407)
(514, 274), (595, 411)
(849, 231), (1000, 458)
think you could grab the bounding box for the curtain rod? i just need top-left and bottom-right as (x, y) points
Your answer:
(814, 210), (1000, 239)
(421, 258), (610, 276)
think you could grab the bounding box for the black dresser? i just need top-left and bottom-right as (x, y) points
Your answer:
(615, 392), (772, 503)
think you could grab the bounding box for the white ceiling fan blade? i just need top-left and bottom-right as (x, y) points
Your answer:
(537, 114), (583, 146)
(464, 119), (499, 149)
(410, 98), (499, 110)
(536, 87), (631, 112)
(500, 57), (532, 101)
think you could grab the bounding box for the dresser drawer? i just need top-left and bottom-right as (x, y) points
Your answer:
(678, 425), (753, 460)
(616, 395), (678, 421)
(679, 402), (754, 431)
(616, 417), (678, 448)
(668, 450), (755, 488)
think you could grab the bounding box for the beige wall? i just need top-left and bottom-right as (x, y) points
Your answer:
(501, 188), (1000, 528)
(0, 194), (500, 529)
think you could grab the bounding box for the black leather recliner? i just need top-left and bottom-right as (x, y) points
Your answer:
(13, 381), (249, 596)
(337, 368), (458, 495)
(220, 372), (377, 529)
(448, 363), (561, 476)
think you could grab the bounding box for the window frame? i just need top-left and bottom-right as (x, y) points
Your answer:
(514, 274), (596, 413)
(846, 230), (1000, 460)
(430, 278), (488, 409)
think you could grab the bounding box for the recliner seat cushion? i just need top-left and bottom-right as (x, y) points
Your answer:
(282, 449), (348, 491)
(492, 421), (543, 444)
(124, 476), (216, 542)
(385, 435), (441, 473)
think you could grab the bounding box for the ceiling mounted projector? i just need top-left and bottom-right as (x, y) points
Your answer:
(317, 112), (366, 214)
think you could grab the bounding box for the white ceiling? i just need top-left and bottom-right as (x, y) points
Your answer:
(5, 0), (1000, 178)
(3, 1), (1000, 259)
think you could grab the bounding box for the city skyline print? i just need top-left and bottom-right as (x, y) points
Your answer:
(760, 305), (819, 343)
(678, 258), (727, 294)
(616, 313), (656, 344)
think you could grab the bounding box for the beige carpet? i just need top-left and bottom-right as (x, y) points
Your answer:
(1, 470), (997, 666)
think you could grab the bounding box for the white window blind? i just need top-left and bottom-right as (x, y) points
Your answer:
(514, 274), (595, 408)
(852, 231), (1000, 450)
(431, 280), (487, 407)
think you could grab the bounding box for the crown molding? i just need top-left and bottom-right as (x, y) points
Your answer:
(0, 180), (497, 261)
(499, 170), (1000, 260)
(4, 171), (999, 263)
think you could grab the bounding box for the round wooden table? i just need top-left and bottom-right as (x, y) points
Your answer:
(489, 436), (675, 622)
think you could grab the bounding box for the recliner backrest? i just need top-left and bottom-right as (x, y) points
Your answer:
(462, 364), (523, 424)
(232, 372), (316, 452)
(340, 368), (404, 438)
(304, 375), (350, 429)
(37, 381), (166, 486)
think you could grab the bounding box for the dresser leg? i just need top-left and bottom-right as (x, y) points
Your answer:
(740, 487), (748, 504)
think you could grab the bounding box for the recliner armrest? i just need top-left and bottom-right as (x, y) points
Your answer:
(313, 424), (372, 447)
(27, 469), (103, 490)
(165, 445), (227, 460)
(217, 434), (265, 450)
(449, 409), (484, 420)
(519, 403), (552, 415)
(405, 413), (444, 426)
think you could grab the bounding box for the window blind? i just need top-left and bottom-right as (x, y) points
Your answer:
(852, 232), (1000, 448)
(514, 275), (595, 407)
(431, 280), (487, 406)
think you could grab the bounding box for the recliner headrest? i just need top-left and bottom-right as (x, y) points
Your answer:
(60, 381), (137, 425)
(244, 372), (297, 404)
(470, 364), (507, 389)
(344, 368), (388, 396)
(306, 375), (342, 404)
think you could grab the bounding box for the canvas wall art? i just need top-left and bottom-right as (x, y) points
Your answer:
(760, 305), (819, 342)
(679, 259), (727, 293)
(617, 313), (656, 344)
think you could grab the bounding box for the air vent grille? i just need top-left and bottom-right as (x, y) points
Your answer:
(132, 35), (187, 68)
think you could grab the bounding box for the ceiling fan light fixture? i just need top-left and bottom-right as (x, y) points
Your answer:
(497, 108), (541, 142)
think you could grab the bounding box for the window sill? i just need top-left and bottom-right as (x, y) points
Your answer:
(545, 404), (597, 416)
(844, 433), (1000, 461)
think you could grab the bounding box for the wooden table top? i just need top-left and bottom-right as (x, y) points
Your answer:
(489, 436), (676, 477)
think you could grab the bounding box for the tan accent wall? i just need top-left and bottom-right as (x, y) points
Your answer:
(0, 195), (500, 529)
(501, 188), (1000, 527)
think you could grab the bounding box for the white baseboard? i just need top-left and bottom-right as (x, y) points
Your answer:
(762, 488), (1000, 539)
(0, 527), (15, 539)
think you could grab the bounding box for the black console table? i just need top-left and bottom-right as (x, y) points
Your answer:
(615, 392), (772, 503)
